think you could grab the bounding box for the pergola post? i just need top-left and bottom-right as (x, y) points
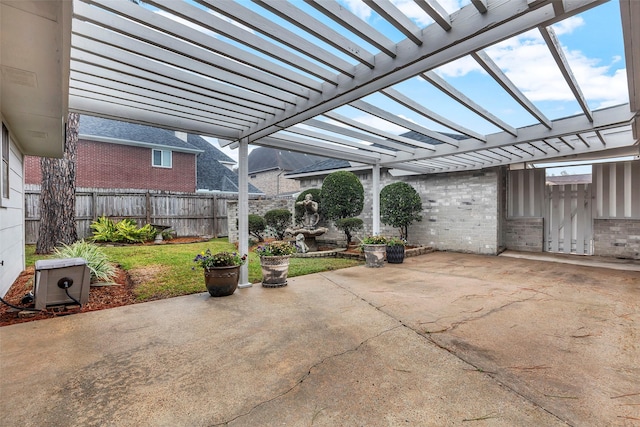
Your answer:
(372, 163), (381, 235)
(237, 138), (251, 288)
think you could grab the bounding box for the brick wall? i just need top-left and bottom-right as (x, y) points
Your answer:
(504, 217), (544, 252)
(228, 199), (295, 243)
(300, 168), (501, 254)
(594, 219), (640, 259)
(248, 169), (301, 196)
(25, 139), (196, 192)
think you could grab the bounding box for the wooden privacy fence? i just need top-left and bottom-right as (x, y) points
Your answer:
(24, 187), (234, 244)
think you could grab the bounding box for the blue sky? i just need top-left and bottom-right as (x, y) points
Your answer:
(198, 0), (628, 163)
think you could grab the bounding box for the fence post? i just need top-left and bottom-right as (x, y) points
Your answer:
(213, 195), (218, 238)
(146, 191), (151, 224)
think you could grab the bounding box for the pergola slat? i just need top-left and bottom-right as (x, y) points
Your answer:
(305, 0), (398, 55)
(146, 0), (338, 84)
(286, 126), (398, 156)
(198, 0), (357, 76)
(471, 50), (552, 129)
(363, 0), (423, 45)
(413, 0), (452, 31)
(539, 25), (593, 122)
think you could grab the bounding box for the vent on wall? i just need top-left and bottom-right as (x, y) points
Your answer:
(34, 258), (90, 310)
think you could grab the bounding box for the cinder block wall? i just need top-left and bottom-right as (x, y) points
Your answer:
(228, 199), (294, 243)
(594, 219), (640, 259)
(504, 218), (544, 252)
(300, 168), (501, 255)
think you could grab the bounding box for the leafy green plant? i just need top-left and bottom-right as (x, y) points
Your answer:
(321, 171), (364, 221)
(193, 249), (247, 270)
(335, 217), (363, 245)
(90, 216), (118, 242)
(255, 240), (297, 257)
(321, 171), (364, 244)
(89, 216), (157, 243)
(248, 214), (266, 242)
(386, 237), (406, 247)
(54, 240), (116, 282)
(264, 209), (292, 240)
(359, 235), (388, 252)
(380, 182), (422, 241)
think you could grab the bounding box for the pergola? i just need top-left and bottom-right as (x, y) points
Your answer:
(2, 0), (639, 286)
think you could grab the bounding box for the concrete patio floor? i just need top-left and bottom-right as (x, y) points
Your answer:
(1, 252), (638, 426)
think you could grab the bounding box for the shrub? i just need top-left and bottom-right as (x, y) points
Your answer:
(54, 240), (116, 282)
(321, 171), (364, 221)
(294, 188), (322, 225)
(264, 209), (292, 240)
(335, 217), (363, 245)
(248, 214), (266, 242)
(380, 182), (422, 241)
(89, 216), (157, 243)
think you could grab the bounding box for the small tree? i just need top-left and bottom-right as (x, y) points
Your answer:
(248, 214), (266, 242)
(264, 209), (292, 240)
(321, 171), (364, 244)
(380, 181), (422, 241)
(335, 217), (363, 245)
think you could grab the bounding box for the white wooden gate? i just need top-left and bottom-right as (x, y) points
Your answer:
(545, 184), (593, 255)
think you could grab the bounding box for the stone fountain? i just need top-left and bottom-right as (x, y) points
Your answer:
(285, 193), (327, 253)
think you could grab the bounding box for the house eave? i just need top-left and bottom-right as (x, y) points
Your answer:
(79, 134), (203, 154)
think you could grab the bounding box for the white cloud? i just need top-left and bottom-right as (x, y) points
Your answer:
(433, 21), (628, 109)
(340, 0), (372, 20)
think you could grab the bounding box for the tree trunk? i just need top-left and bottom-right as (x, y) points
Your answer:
(36, 113), (79, 254)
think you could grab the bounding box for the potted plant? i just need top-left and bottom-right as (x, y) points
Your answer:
(255, 240), (297, 287)
(360, 235), (387, 268)
(193, 249), (247, 297)
(386, 237), (406, 264)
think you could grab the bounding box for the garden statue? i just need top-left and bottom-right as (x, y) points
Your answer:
(286, 193), (327, 252)
(297, 193), (319, 229)
(295, 233), (309, 253)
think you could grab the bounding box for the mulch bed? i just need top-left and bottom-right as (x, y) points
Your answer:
(0, 236), (208, 327)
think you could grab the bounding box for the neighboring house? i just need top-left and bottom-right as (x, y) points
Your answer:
(248, 147), (328, 196)
(286, 132), (640, 260)
(25, 115), (263, 195)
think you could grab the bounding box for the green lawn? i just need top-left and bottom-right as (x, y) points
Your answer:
(25, 239), (362, 301)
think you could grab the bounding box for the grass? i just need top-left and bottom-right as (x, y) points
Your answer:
(25, 239), (362, 301)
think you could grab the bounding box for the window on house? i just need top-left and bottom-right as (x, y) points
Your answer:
(152, 149), (172, 168)
(1, 123), (9, 201)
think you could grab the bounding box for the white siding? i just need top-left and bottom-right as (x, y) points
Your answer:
(0, 129), (25, 296)
(594, 160), (640, 219)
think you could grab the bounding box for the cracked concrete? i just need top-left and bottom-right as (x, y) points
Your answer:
(1, 251), (638, 426)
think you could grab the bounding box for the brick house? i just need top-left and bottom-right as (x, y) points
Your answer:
(248, 147), (328, 196)
(25, 115), (263, 195)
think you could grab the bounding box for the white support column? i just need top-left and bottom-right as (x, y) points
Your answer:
(372, 164), (381, 235)
(238, 139), (251, 288)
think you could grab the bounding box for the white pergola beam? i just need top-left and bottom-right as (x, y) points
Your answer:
(364, 0), (423, 45)
(258, 136), (381, 164)
(413, 0), (452, 31)
(305, 0), (398, 56)
(539, 25), (593, 122)
(303, 118), (416, 154)
(146, 0), (338, 84)
(471, 50), (552, 129)
(240, 0), (599, 142)
(86, 0), (323, 93)
(70, 46), (283, 115)
(286, 126), (397, 156)
(421, 71), (518, 136)
(350, 100), (459, 146)
(198, 0), (356, 76)
(381, 87), (486, 141)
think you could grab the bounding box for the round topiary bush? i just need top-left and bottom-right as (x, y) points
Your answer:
(264, 209), (292, 240)
(321, 171), (364, 221)
(248, 214), (266, 242)
(380, 181), (422, 241)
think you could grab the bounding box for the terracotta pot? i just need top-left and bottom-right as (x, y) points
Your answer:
(204, 266), (240, 297)
(363, 244), (386, 268)
(386, 245), (405, 264)
(260, 255), (290, 287)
